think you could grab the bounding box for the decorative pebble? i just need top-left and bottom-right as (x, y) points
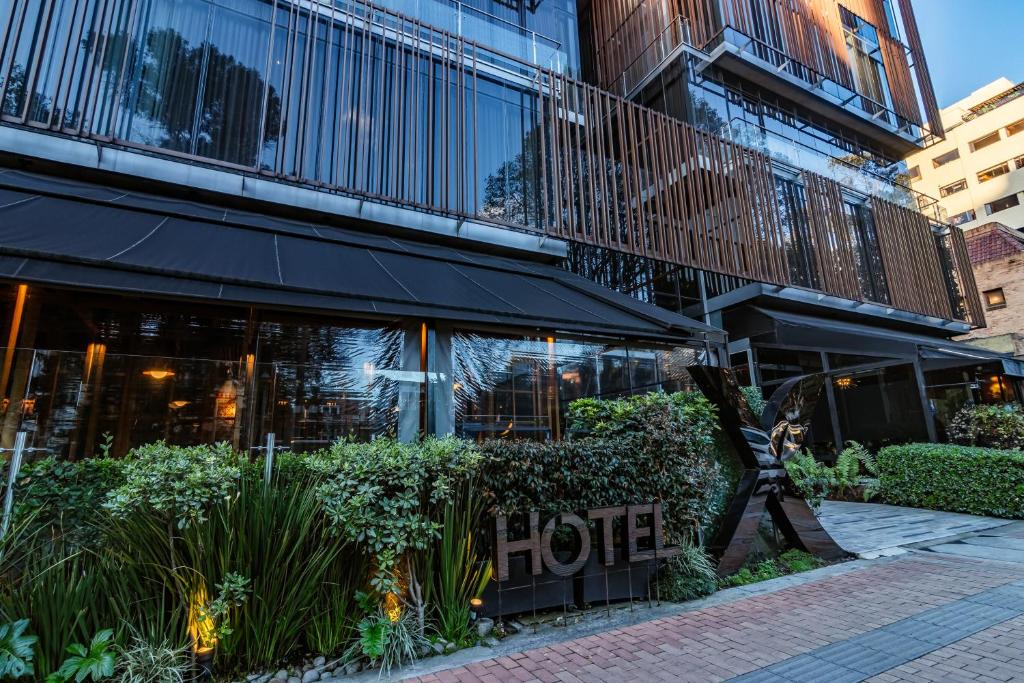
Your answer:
(476, 617), (494, 638)
(301, 670), (319, 683)
(313, 656), (326, 668)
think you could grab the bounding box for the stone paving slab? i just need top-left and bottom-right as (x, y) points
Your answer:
(817, 501), (1011, 556)
(398, 550), (1024, 683)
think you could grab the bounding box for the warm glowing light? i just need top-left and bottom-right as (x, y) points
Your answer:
(169, 400), (190, 409)
(469, 598), (483, 607)
(143, 369), (175, 380)
(384, 592), (402, 623)
(188, 582), (217, 650)
(453, 382), (462, 392)
(834, 376), (854, 389)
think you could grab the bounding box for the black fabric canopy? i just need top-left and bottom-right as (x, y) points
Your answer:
(0, 169), (722, 345)
(753, 307), (1022, 375)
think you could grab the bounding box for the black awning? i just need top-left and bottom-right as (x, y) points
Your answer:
(752, 307), (1019, 372)
(0, 169), (722, 345)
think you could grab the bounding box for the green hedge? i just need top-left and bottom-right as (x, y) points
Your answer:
(876, 443), (1024, 518)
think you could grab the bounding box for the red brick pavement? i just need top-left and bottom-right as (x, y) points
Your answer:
(403, 553), (1024, 683)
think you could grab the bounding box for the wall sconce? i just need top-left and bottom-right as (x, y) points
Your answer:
(143, 368), (175, 380)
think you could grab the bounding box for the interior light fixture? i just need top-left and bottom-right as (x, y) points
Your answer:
(143, 369), (175, 380)
(168, 400), (189, 409)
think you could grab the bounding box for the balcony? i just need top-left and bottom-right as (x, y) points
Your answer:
(0, 0), (983, 328)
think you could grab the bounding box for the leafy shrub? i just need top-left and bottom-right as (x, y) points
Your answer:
(783, 451), (835, 510)
(487, 391), (726, 542)
(0, 619), (37, 679)
(740, 385), (767, 419)
(317, 437), (480, 595)
(104, 442), (241, 528)
(48, 629), (116, 683)
(948, 404), (1024, 450)
(653, 544), (718, 602)
(16, 457), (124, 545)
(877, 443), (1024, 518)
(348, 593), (428, 680)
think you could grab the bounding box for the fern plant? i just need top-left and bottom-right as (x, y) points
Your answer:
(0, 619), (37, 679)
(47, 629), (116, 683)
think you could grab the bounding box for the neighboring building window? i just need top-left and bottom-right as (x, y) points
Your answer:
(1015, 154), (1024, 170)
(984, 288), (1007, 310)
(839, 7), (894, 116)
(908, 165), (921, 180)
(932, 149), (960, 167)
(939, 179), (967, 197)
(987, 193), (1021, 215)
(1007, 118), (1024, 136)
(970, 130), (1001, 152)
(978, 162), (1010, 183)
(949, 209), (977, 226)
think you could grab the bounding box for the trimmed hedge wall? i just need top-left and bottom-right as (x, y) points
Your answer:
(876, 443), (1024, 519)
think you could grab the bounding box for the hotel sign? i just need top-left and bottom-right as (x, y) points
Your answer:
(493, 503), (680, 581)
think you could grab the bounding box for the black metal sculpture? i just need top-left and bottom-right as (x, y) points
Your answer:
(689, 366), (848, 575)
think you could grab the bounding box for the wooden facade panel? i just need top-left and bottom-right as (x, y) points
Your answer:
(588, 0), (937, 132)
(803, 172), (862, 302)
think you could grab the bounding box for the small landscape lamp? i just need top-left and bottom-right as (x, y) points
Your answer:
(469, 597), (483, 622)
(194, 645), (214, 681)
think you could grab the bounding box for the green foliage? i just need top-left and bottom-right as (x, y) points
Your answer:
(948, 403), (1024, 450)
(785, 442), (879, 509)
(349, 606), (426, 680)
(15, 457), (124, 545)
(0, 619), (37, 679)
(47, 629), (116, 683)
(104, 442), (241, 528)
(488, 391), (726, 542)
(316, 437), (480, 595)
(653, 544), (718, 603)
(777, 549), (823, 574)
(113, 633), (190, 683)
(877, 443), (1024, 518)
(718, 560), (782, 587)
(739, 385), (767, 418)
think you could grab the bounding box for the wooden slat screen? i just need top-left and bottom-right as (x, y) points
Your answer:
(540, 72), (791, 285)
(945, 226), (986, 328)
(802, 172), (862, 302)
(588, 0), (938, 133)
(871, 197), (953, 320)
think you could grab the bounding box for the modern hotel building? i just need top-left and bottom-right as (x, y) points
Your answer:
(0, 0), (1015, 458)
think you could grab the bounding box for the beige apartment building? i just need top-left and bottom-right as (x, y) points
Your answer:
(907, 78), (1024, 230)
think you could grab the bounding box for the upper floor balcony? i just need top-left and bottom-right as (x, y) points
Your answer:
(587, 0), (944, 158)
(0, 0), (984, 330)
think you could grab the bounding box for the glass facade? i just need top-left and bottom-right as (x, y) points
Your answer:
(0, 283), (700, 459)
(452, 332), (697, 441)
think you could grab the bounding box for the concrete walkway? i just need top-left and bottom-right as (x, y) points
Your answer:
(817, 500), (1011, 557)
(388, 504), (1024, 682)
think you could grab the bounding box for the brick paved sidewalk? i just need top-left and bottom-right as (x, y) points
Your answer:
(401, 551), (1024, 683)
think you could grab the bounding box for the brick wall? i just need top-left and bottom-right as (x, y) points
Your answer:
(958, 223), (1024, 357)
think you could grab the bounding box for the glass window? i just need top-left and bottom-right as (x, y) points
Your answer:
(970, 130), (1001, 152)
(839, 7), (894, 117)
(984, 288), (1006, 310)
(950, 209), (977, 226)
(978, 162), (1010, 183)
(833, 364), (928, 450)
(881, 0), (902, 39)
(987, 193), (1021, 215)
(939, 179), (967, 197)
(1007, 118), (1024, 137)
(843, 198), (890, 304)
(774, 174), (819, 289)
(451, 333), (696, 441)
(908, 165), (921, 180)
(1015, 154), (1024, 170)
(932, 148), (961, 168)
